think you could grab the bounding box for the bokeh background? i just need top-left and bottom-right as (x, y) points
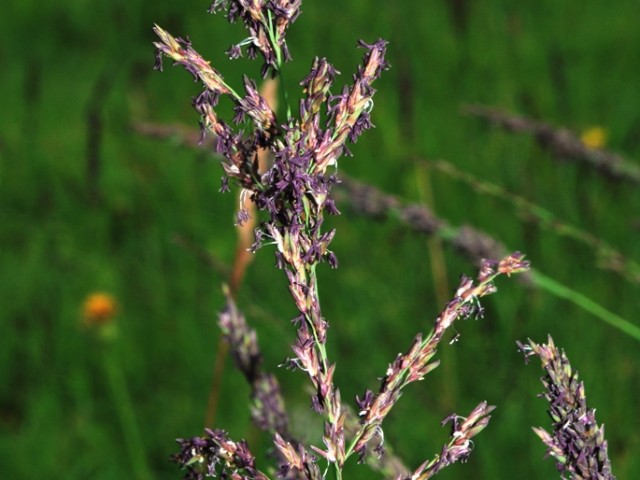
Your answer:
(2, 0), (639, 478)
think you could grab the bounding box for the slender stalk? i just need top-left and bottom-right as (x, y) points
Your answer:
(428, 158), (640, 284)
(102, 350), (152, 480)
(531, 270), (640, 341)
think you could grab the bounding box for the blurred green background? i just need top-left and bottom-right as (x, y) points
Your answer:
(2, 0), (639, 478)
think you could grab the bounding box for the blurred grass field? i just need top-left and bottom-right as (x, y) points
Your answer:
(2, 0), (640, 478)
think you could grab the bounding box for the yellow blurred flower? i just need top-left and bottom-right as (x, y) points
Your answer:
(82, 292), (118, 327)
(580, 126), (607, 149)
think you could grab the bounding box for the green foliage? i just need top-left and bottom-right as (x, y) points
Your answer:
(1, 0), (639, 478)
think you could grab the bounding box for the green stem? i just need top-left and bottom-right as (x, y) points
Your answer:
(531, 270), (640, 341)
(429, 159), (640, 283)
(266, 11), (282, 68)
(264, 10), (292, 119)
(225, 83), (242, 102)
(279, 70), (293, 121)
(381, 201), (640, 342)
(334, 463), (343, 480)
(103, 351), (152, 480)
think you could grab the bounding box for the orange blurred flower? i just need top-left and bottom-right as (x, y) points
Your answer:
(580, 126), (607, 149)
(82, 292), (118, 327)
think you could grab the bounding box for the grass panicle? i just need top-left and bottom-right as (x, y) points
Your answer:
(150, 2), (617, 480)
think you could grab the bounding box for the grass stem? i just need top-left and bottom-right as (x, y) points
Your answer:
(103, 351), (152, 480)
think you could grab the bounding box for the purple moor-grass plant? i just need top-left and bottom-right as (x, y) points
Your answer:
(153, 2), (615, 479)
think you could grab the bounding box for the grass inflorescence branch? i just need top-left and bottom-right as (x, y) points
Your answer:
(151, 2), (617, 479)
